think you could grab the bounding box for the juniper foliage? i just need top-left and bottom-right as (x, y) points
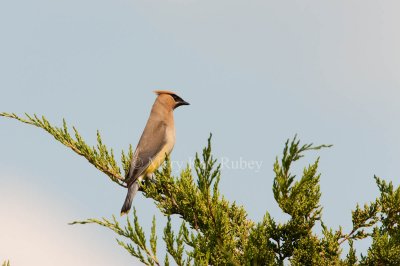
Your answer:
(1, 112), (400, 265)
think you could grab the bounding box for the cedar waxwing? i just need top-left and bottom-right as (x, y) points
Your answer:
(120, 91), (190, 215)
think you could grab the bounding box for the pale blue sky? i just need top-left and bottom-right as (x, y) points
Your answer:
(1, 1), (400, 265)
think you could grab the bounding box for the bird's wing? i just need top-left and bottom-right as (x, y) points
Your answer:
(126, 120), (167, 185)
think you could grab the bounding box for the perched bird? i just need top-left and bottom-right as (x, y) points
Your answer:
(121, 90), (190, 215)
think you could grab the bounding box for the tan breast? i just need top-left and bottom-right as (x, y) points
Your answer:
(144, 126), (175, 176)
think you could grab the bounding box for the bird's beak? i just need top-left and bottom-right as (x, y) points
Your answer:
(180, 100), (190, 106)
(175, 100), (190, 108)
(174, 100), (190, 109)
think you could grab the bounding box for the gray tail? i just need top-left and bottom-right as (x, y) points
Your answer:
(120, 182), (140, 216)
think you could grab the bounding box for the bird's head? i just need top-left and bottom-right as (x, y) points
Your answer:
(154, 90), (190, 110)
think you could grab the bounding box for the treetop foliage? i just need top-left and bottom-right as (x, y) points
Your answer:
(1, 112), (400, 265)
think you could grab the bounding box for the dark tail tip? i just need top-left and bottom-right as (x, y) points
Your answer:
(120, 194), (132, 215)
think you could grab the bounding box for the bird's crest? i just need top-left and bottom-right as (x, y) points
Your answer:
(154, 90), (177, 96)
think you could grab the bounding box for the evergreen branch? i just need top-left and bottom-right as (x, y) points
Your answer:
(273, 136), (327, 219)
(339, 181), (382, 244)
(142, 135), (254, 264)
(344, 240), (358, 265)
(194, 135), (220, 228)
(163, 217), (186, 266)
(164, 254), (170, 266)
(150, 215), (158, 259)
(70, 208), (160, 266)
(4, 112), (400, 265)
(339, 193), (380, 245)
(0, 112), (127, 187)
(270, 137), (330, 263)
(374, 175), (400, 234)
